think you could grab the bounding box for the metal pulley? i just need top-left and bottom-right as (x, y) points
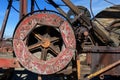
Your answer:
(13, 10), (76, 75)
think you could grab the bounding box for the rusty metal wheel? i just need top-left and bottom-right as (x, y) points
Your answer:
(13, 10), (76, 75)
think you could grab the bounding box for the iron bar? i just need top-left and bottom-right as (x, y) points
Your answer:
(20, 0), (27, 19)
(31, 0), (35, 13)
(0, 0), (13, 40)
(86, 60), (120, 79)
(47, 0), (67, 18)
(83, 46), (120, 53)
(62, 0), (79, 15)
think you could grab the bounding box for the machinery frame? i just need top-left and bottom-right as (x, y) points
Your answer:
(0, 0), (120, 80)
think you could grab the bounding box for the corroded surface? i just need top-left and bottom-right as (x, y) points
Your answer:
(13, 12), (76, 74)
(0, 40), (13, 53)
(91, 5), (120, 75)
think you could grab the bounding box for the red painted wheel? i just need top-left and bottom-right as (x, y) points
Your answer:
(13, 11), (76, 74)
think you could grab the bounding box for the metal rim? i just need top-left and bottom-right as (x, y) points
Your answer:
(13, 10), (76, 74)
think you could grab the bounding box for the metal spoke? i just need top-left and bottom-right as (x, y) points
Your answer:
(44, 33), (50, 38)
(41, 48), (48, 60)
(32, 32), (43, 41)
(28, 42), (41, 51)
(48, 44), (60, 56)
(50, 37), (60, 42)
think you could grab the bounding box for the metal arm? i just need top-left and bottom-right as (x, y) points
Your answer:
(0, 0), (13, 40)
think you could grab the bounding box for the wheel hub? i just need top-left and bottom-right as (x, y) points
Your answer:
(41, 38), (50, 48)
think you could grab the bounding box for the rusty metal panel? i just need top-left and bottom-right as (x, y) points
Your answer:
(0, 58), (20, 68)
(91, 53), (120, 75)
(0, 40), (13, 53)
(91, 5), (120, 75)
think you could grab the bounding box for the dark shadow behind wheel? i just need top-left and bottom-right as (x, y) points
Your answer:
(27, 25), (63, 60)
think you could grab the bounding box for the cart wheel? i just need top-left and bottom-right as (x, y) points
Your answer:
(13, 10), (76, 75)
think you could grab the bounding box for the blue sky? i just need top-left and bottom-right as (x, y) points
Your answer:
(0, 0), (120, 38)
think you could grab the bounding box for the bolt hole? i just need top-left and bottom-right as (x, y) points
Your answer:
(99, 75), (104, 80)
(14, 62), (16, 65)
